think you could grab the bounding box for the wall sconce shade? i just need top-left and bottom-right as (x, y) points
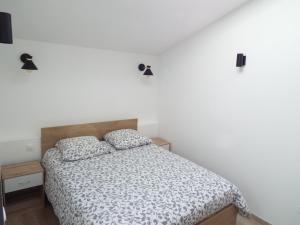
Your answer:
(0, 12), (13, 44)
(236, 53), (246, 67)
(144, 66), (153, 76)
(138, 63), (153, 76)
(20, 53), (38, 70)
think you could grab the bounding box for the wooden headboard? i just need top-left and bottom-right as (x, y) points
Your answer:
(41, 118), (138, 156)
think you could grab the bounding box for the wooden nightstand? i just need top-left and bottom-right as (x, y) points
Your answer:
(0, 166), (4, 224)
(152, 137), (171, 151)
(1, 161), (44, 213)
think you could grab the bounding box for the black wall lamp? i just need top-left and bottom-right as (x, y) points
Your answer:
(236, 53), (246, 67)
(20, 53), (38, 70)
(138, 64), (153, 76)
(0, 12), (13, 44)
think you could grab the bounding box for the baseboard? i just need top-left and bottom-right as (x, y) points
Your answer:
(252, 214), (272, 225)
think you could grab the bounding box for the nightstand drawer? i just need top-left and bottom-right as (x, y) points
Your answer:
(4, 173), (43, 193)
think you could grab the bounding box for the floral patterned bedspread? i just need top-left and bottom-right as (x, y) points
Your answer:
(43, 144), (249, 225)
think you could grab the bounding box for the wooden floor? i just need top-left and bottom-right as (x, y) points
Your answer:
(6, 206), (264, 225)
(7, 207), (59, 225)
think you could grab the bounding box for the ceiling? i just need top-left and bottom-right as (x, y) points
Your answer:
(1, 0), (248, 55)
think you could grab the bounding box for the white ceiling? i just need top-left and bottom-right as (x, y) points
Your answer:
(1, 0), (248, 55)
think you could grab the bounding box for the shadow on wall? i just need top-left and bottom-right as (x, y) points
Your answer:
(0, 138), (41, 165)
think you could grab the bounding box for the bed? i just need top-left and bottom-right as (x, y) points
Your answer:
(41, 119), (249, 225)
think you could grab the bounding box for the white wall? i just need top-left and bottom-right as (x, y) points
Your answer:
(0, 39), (159, 165)
(158, 0), (300, 224)
(1, 1), (299, 224)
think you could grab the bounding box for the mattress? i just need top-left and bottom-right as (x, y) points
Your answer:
(43, 144), (249, 225)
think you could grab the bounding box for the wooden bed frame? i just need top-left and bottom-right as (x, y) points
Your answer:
(41, 118), (238, 225)
(41, 118), (138, 156)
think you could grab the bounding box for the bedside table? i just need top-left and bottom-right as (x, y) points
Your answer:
(152, 137), (171, 151)
(1, 161), (44, 210)
(0, 166), (4, 225)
